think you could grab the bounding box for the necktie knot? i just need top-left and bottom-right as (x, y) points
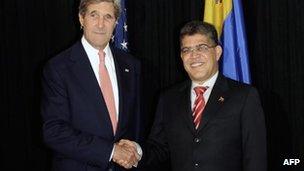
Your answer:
(98, 50), (106, 63)
(194, 86), (207, 96)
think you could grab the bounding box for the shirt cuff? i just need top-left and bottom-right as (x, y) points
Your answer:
(109, 145), (115, 161)
(132, 142), (143, 167)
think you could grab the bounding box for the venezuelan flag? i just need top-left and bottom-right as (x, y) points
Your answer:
(204, 0), (251, 84)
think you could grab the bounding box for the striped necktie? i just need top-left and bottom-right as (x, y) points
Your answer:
(193, 86), (207, 129)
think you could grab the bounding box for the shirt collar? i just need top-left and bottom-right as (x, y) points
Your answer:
(81, 36), (111, 55)
(81, 36), (113, 62)
(191, 71), (219, 91)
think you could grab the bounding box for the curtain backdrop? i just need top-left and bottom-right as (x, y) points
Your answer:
(1, 0), (303, 170)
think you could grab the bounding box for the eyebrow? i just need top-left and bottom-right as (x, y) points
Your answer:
(89, 10), (98, 14)
(181, 43), (208, 48)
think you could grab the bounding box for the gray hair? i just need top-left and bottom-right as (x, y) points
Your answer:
(79, 0), (121, 19)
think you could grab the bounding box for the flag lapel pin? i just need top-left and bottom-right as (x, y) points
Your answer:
(218, 96), (225, 102)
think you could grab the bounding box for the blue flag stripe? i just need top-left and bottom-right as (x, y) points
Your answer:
(220, 0), (251, 84)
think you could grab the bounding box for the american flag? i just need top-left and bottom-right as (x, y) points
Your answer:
(112, 0), (128, 51)
(112, 0), (143, 141)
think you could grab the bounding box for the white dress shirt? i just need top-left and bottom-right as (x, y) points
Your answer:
(191, 71), (219, 109)
(81, 37), (142, 164)
(81, 36), (119, 118)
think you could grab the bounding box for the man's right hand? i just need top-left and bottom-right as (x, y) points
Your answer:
(112, 141), (140, 169)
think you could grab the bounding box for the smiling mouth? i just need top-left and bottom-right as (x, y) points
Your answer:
(190, 62), (204, 68)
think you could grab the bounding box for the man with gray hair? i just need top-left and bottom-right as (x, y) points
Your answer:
(41, 0), (142, 170)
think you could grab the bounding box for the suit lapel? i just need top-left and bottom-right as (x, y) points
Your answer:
(69, 41), (113, 134)
(197, 74), (230, 132)
(177, 81), (196, 134)
(110, 47), (131, 138)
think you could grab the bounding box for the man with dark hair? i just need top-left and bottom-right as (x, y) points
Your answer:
(119, 21), (267, 171)
(41, 0), (141, 170)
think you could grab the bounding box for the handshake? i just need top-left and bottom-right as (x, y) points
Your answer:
(112, 139), (142, 169)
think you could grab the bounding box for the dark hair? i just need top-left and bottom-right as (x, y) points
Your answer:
(79, 0), (120, 19)
(180, 21), (219, 46)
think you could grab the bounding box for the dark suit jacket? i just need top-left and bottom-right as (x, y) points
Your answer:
(41, 41), (141, 171)
(141, 74), (267, 171)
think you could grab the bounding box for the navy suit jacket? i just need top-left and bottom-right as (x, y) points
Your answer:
(141, 74), (267, 171)
(41, 41), (141, 171)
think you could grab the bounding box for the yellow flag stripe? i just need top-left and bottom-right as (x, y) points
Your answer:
(203, 0), (232, 37)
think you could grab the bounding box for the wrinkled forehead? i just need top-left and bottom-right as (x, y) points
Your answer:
(87, 2), (114, 13)
(80, 1), (117, 18)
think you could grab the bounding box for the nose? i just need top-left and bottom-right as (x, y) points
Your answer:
(97, 17), (105, 28)
(189, 50), (200, 59)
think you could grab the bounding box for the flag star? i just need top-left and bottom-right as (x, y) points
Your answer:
(121, 40), (128, 50)
(111, 35), (115, 42)
(123, 22), (128, 32)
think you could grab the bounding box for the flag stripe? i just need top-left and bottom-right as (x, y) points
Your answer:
(203, 0), (232, 38)
(204, 0), (251, 84)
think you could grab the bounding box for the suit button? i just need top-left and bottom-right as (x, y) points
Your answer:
(194, 163), (199, 168)
(194, 138), (200, 143)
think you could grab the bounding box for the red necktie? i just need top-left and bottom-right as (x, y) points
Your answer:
(98, 50), (117, 134)
(193, 86), (207, 129)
